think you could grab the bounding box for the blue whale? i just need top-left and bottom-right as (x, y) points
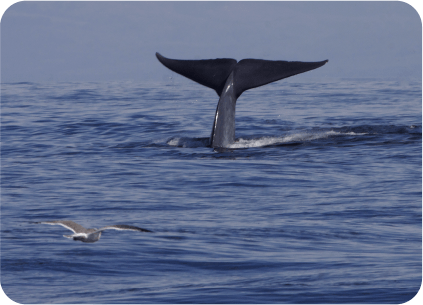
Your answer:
(156, 52), (328, 148)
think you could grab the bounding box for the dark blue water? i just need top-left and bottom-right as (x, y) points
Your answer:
(1, 79), (421, 303)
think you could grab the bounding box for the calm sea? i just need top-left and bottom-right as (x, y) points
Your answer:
(1, 79), (421, 303)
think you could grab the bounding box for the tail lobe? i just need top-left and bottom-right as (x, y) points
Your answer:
(233, 59), (329, 98)
(156, 53), (237, 96)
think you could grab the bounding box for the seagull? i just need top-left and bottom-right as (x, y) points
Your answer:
(36, 220), (152, 243)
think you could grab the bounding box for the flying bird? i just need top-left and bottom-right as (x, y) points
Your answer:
(36, 220), (152, 243)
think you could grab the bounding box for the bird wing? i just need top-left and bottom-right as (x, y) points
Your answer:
(37, 220), (88, 233)
(93, 224), (152, 234)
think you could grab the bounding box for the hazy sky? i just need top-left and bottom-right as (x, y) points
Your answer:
(1, 1), (421, 83)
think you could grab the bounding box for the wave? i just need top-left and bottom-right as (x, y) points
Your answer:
(166, 125), (420, 149)
(166, 130), (368, 149)
(167, 137), (210, 148)
(229, 130), (367, 149)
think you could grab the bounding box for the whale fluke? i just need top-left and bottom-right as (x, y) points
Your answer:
(156, 53), (328, 148)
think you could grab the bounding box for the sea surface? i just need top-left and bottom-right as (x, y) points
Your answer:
(1, 79), (422, 304)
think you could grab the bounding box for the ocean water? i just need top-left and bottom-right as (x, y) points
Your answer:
(1, 79), (421, 303)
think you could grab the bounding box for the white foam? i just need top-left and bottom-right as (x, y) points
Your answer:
(167, 130), (368, 149)
(167, 137), (182, 146)
(228, 130), (368, 149)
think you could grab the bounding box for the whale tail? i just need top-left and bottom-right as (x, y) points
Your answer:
(155, 53), (328, 147)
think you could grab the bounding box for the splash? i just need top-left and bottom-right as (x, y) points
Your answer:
(167, 130), (368, 149)
(229, 130), (368, 148)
